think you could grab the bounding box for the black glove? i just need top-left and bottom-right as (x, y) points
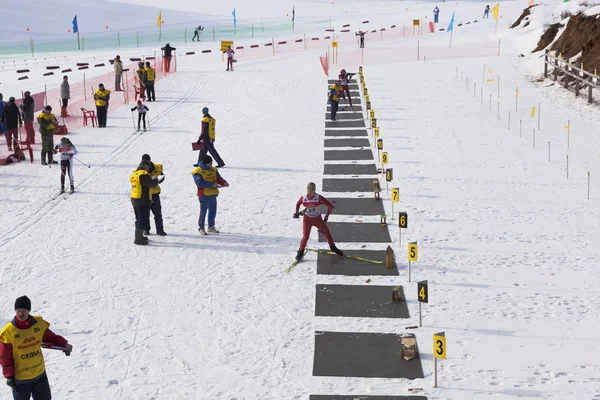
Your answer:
(196, 139), (202, 145)
(69, 154), (73, 158)
(323, 215), (329, 223)
(6, 377), (16, 389)
(293, 212), (300, 219)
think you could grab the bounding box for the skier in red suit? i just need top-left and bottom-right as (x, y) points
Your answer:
(293, 182), (344, 261)
(338, 69), (354, 109)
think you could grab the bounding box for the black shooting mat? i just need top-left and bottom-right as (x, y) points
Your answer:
(325, 112), (364, 120)
(322, 178), (379, 192)
(313, 331), (425, 379)
(315, 284), (409, 318)
(324, 138), (370, 148)
(316, 249), (398, 276)
(324, 164), (378, 175)
(328, 197), (384, 215)
(324, 129), (368, 137)
(327, 105), (364, 111)
(324, 150), (374, 161)
(310, 396), (428, 400)
(319, 222), (391, 243)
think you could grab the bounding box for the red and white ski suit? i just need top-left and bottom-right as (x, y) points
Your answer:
(295, 193), (335, 250)
(338, 73), (352, 107)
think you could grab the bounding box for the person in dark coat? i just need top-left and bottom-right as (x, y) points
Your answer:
(129, 160), (163, 245)
(161, 43), (176, 72)
(195, 107), (225, 168)
(19, 91), (35, 144)
(1, 97), (22, 152)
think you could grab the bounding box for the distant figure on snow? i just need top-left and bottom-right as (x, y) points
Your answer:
(60, 75), (70, 118)
(192, 26), (204, 41)
(195, 107), (225, 168)
(225, 45), (235, 71)
(161, 43), (176, 72)
(483, 5), (490, 18)
(131, 100), (149, 132)
(433, 6), (440, 23)
(114, 55), (123, 91)
(356, 31), (365, 48)
(20, 91), (35, 144)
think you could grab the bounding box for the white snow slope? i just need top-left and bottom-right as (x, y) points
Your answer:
(1, 0), (600, 399)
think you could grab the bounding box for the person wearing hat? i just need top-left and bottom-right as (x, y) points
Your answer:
(195, 107), (225, 168)
(114, 55), (123, 91)
(54, 137), (78, 194)
(130, 159), (163, 245)
(1, 96), (22, 154)
(36, 106), (58, 165)
(192, 155), (229, 235)
(135, 62), (147, 101)
(144, 62), (156, 101)
(160, 43), (176, 72)
(0, 295), (72, 400)
(141, 154), (167, 236)
(60, 75), (70, 118)
(93, 83), (111, 128)
(328, 80), (343, 121)
(131, 100), (149, 132)
(19, 91), (36, 144)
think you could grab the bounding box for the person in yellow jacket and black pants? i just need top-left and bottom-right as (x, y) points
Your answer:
(144, 62), (156, 102)
(130, 159), (163, 245)
(141, 154), (166, 236)
(195, 107), (225, 167)
(0, 295), (72, 400)
(36, 106), (59, 165)
(93, 83), (111, 128)
(328, 80), (343, 121)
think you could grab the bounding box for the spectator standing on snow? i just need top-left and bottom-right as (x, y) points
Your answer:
(225, 46), (235, 71)
(114, 55), (123, 91)
(328, 80), (343, 121)
(136, 62), (146, 101)
(0, 295), (73, 400)
(192, 155), (229, 235)
(293, 182), (344, 261)
(93, 83), (111, 128)
(433, 7), (440, 23)
(20, 91), (35, 144)
(161, 43), (176, 72)
(130, 159), (163, 245)
(60, 76), (70, 118)
(1, 97), (22, 153)
(192, 25), (204, 41)
(0, 94), (7, 144)
(141, 154), (167, 236)
(131, 100), (149, 132)
(195, 107), (225, 168)
(144, 62), (156, 101)
(483, 5), (490, 18)
(357, 31), (365, 48)
(36, 106), (58, 165)
(54, 137), (77, 194)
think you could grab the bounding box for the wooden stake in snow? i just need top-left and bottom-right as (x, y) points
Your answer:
(588, 171), (590, 199)
(497, 102), (500, 120)
(508, 111), (511, 130)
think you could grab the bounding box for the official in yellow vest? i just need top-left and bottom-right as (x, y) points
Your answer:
(195, 107), (225, 167)
(192, 155), (229, 235)
(130, 159), (162, 245)
(93, 83), (111, 128)
(144, 62), (156, 102)
(0, 296), (72, 400)
(36, 106), (59, 165)
(328, 81), (343, 121)
(141, 154), (166, 236)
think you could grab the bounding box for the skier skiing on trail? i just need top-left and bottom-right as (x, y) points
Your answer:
(293, 182), (344, 261)
(192, 155), (229, 235)
(225, 46), (235, 71)
(338, 69), (354, 110)
(54, 137), (78, 194)
(0, 295), (73, 400)
(131, 100), (149, 132)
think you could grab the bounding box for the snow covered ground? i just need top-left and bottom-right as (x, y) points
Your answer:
(1, 0), (600, 399)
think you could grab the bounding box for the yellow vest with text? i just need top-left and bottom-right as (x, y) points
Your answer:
(149, 163), (163, 195)
(36, 112), (56, 130)
(145, 67), (155, 81)
(201, 116), (216, 140)
(329, 84), (341, 101)
(130, 170), (152, 200)
(0, 316), (50, 381)
(95, 89), (111, 107)
(192, 166), (219, 196)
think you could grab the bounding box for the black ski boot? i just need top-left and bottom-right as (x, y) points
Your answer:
(330, 244), (344, 257)
(69, 185), (75, 194)
(295, 249), (305, 261)
(59, 185), (65, 194)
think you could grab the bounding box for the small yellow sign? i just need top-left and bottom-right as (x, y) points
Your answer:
(408, 241), (418, 261)
(413, 19), (421, 26)
(531, 107), (536, 118)
(391, 187), (399, 203)
(365, 94), (370, 103)
(374, 127), (379, 137)
(377, 138), (383, 150)
(381, 151), (388, 164)
(433, 332), (446, 359)
(220, 40), (234, 52)
(370, 110), (375, 119)
(366, 101), (371, 110)
(359, 66), (363, 74)
(371, 118), (377, 128)
(363, 88), (368, 96)
(332, 41), (338, 48)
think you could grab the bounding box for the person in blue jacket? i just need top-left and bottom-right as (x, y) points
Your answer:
(433, 6), (440, 23)
(192, 155), (229, 235)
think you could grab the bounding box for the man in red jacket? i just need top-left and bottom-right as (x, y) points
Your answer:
(0, 296), (72, 400)
(293, 182), (344, 261)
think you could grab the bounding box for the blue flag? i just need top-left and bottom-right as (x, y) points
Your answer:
(447, 13), (455, 32)
(72, 15), (78, 33)
(232, 9), (237, 25)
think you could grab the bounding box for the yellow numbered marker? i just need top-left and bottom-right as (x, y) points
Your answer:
(386, 168), (393, 182)
(398, 211), (407, 228)
(374, 127), (379, 137)
(408, 242), (418, 261)
(391, 187), (399, 203)
(359, 66), (363, 74)
(377, 139), (383, 150)
(364, 87), (368, 96)
(381, 151), (388, 164)
(365, 94), (370, 103)
(366, 101), (371, 110)
(433, 332), (446, 359)
(371, 118), (377, 128)
(370, 110), (375, 119)
(418, 280), (428, 303)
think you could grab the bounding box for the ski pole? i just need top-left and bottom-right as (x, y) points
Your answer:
(73, 156), (91, 168)
(131, 111), (136, 131)
(42, 344), (71, 356)
(147, 111), (151, 131)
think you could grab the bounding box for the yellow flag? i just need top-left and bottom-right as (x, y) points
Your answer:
(156, 11), (162, 27)
(530, 107), (536, 118)
(492, 3), (500, 20)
